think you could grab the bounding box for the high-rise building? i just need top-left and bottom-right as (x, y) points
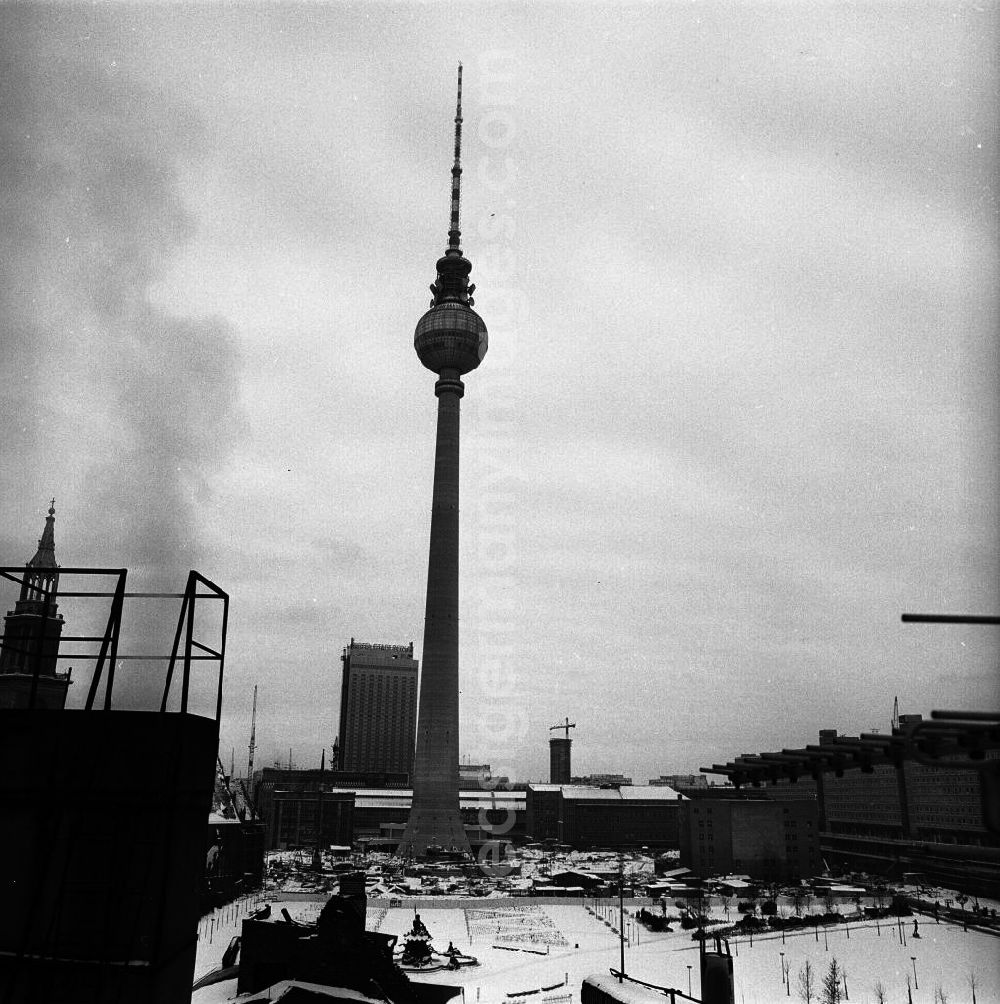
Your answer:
(548, 719), (575, 784)
(0, 501), (71, 710)
(549, 738), (572, 784)
(337, 640), (418, 776)
(399, 65), (487, 858)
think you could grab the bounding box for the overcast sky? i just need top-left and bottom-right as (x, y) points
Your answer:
(2, 2), (997, 784)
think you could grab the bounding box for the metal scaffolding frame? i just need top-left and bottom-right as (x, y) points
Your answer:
(0, 566), (229, 719)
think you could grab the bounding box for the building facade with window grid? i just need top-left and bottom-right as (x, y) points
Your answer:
(678, 794), (819, 881)
(338, 640), (418, 777)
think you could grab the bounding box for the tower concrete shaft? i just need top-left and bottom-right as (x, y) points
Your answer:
(400, 371), (470, 855)
(400, 65), (485, 859)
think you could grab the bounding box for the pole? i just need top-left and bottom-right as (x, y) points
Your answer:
(618, 869), (625, 980)
(687, 965), (692, 996)
(911, 957), (917, 989)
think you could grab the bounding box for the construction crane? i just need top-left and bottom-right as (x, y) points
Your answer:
(549, 717), (576, 740)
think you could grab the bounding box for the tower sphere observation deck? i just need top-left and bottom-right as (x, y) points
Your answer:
(414, 299), (488, 376)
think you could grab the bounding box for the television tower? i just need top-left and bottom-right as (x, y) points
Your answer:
(399, 65), (487, 858)
(246, 684), (258, 783)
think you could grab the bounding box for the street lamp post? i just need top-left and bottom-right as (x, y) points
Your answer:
(617, 860), (625, 982)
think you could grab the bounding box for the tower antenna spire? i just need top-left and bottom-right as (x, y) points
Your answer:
(447, 63), (463, 255)
(427, 64), (476, 308)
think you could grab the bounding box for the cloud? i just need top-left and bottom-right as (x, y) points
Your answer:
(1, 11), (242, 709)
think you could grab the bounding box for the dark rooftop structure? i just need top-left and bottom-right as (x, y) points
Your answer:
(0, 562), (229, 1003)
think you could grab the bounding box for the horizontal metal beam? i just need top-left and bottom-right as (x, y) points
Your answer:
(902, 613), (999, 625)
(931, 710), (1000, 722)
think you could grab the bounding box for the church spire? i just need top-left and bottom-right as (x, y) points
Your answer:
(29, 500), (57, 570)
(428, 64), (476, 308)
(20, 501), (59, 604)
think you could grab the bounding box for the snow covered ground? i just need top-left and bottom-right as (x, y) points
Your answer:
(192, 898), (1000, 1003)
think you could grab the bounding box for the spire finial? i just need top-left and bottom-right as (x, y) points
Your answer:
(426, 65), (476, 308)
(447, 63), (463, 255)
(33, 501), (57, 563)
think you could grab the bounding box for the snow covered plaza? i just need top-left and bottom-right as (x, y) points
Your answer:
(192, 896), (1000, 1003)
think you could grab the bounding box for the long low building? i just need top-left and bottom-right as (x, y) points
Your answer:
(526, 783), (681, 849)
(261, 786), (526, 850)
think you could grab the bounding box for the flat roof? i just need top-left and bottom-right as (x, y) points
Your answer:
(583, 974), (672, 1004)
(353, 792), (524, 811)
(342, 788), (525, 799)
(560, 785), (681, 801)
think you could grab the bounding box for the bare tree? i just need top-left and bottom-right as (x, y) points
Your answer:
(798, 960), (816, 1004)
(821, 958), (844, 1004)
(872, 981), (887, 1004)
(873, 881), (887, 910)
(968, 970), (979, 1004)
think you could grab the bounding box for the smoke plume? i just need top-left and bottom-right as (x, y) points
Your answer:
(1, 11), (242, 710)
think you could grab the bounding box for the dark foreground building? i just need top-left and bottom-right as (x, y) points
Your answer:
(0, 564), (227, 1003)
(1, 709), (218, 1003)
(583, 939), (736, 1004)
(236, 875), (460, 1004)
